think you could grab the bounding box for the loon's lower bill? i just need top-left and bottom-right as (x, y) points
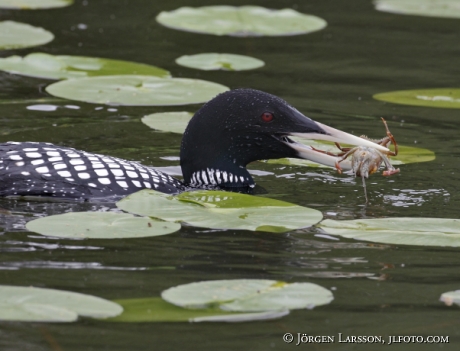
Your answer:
(0, 89), (388, 200)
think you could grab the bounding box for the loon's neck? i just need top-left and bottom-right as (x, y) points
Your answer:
(186, 162), (254, 189)
(180, 120), (258, 188)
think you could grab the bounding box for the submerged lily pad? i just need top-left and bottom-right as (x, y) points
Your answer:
(109, 279), (331, 323)
(0, 0), (73, 9)
(374, 89), (460, 109)
(440, 290), (460, 307)
(319, 218), (460, 247)
(46, 75), (229, 106)
(117, 190), (323, 233)
(156, 6), (327, 37)
(108, 297), (288, 323)
(141, 111), (194, 133)
(0, 53), (170, 80)
(26, 212), (181, 239)
(0, 285), (122, 322)
(162, 279), (333, 312)
(176, 53), (264, 71)
(374, 0), (460, 19)
(0, 21), (54, 50)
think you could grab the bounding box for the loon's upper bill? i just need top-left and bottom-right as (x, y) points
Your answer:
(0, 89), (388, 199)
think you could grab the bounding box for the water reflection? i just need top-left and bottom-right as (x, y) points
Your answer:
(26, 104), (59, 111)
(287, 271), (376, 279)
(1, 240), (102, 252)
(383, 188), (450, 207)
(295, 171), (357, 184)
(0, 261), (147, 271)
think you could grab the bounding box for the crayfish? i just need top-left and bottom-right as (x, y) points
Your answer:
(312, 118), (400, 203)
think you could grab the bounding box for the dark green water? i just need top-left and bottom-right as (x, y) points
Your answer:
(1, 0), (460, 350)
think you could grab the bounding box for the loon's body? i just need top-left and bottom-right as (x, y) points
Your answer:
(0, 89), (388, 200)
(0, 142), (185, 199)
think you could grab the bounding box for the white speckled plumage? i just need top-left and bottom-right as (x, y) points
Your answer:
(0, 142), (185, 199)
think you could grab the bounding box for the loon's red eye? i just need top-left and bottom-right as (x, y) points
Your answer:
(261, 112), (274, 122)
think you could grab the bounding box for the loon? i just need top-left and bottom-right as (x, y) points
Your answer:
(0, 89), (388, 200)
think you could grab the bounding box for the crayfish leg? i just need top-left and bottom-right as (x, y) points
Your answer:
(334, 142), (352, 153)
(381, 117), (399, 156)
(335, 161), (343, 174)
(310, 145), (344, 157)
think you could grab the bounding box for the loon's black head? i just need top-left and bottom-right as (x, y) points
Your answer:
(180, 89), (389, 189)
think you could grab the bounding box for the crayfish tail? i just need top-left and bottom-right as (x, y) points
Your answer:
(362, 175), (369, 204)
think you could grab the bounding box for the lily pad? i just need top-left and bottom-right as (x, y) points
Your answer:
(26, 212), (181, 239)
(156, 6), (327, 37)
(374, 0), (460, 19)
(319, 218), (460, 247)
(108, 297), (288, 323)
(117, 190), (323, 233)
(373, 89), (460, 109)
(162, 279), (333, 312)
(0, 21), (54, 50)
(440, 290), (460, 307)
(176, 53), (264, 71)
(46, 75), (229, 106)
(0, 53), (170, 80)
(0, 285), (122, 322)
(390, 144), (435, 165)
(141, 111), (194, 134)
(0, 0), (73, 9)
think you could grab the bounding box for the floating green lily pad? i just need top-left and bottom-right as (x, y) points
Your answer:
(440, 290), (460, 307)
(0, 21), (54, 50)
(156, 6), (327, 37)
(374, 0), (460, 19)
(26, 212), (181, 239)
(265, 157), (329, 168)
(108, 297), (288, 323)
(0, 53), (170, 80)
(117, 190), (323, 233)
(176, 53), (264, 71)
(0, 285), (122, 322)
(46, 75), (229, 106)
(374, 89), (460, 109)
(141, 111), (194, 133)
(391, 144), (435, 165)
(265, 140), (344, 169)
(319, 218), (460, 247)
(0, 0), (73, 9)
(162, 279), (333, 312)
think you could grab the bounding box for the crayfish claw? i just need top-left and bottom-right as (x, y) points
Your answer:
(382, 168), (400, 176)
(335, 161), (343, 174)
